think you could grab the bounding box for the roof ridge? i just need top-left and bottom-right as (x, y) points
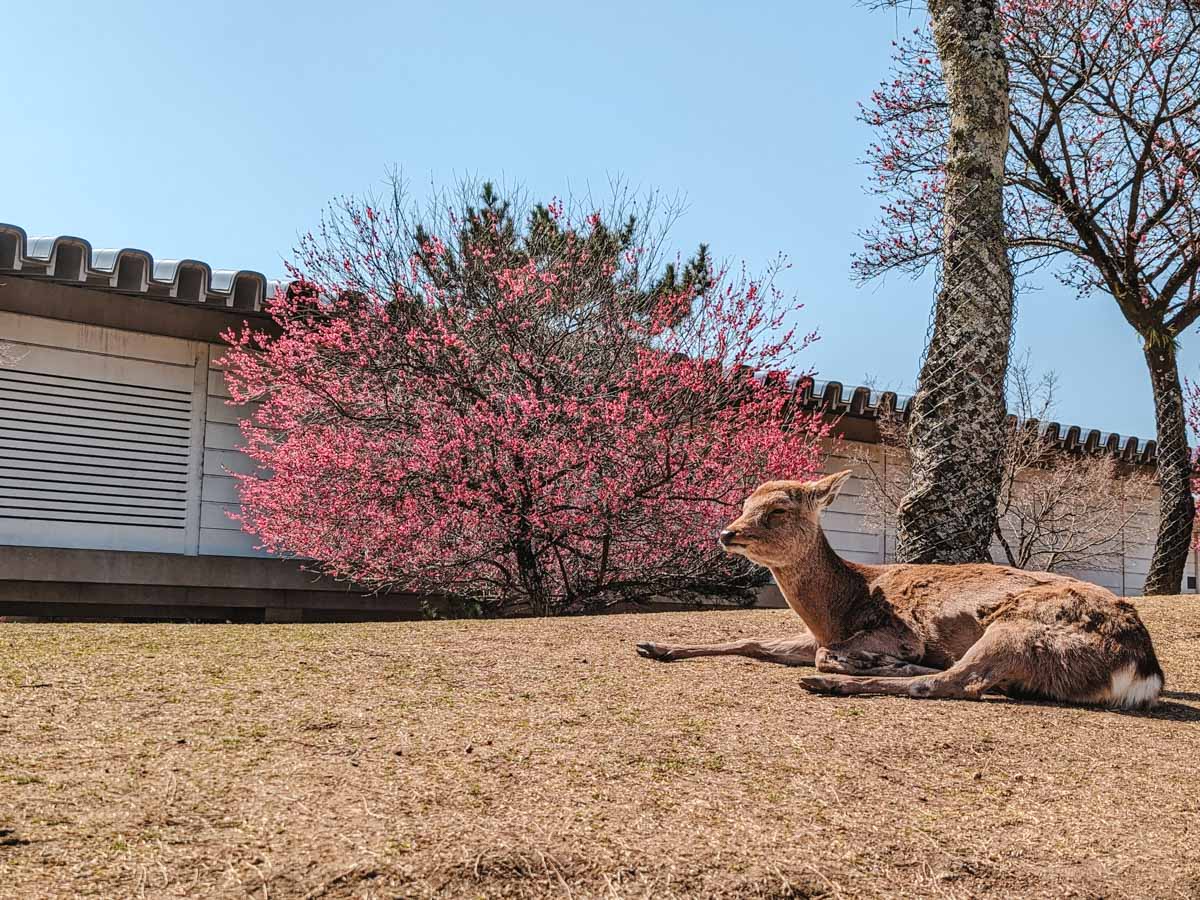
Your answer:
(794, 377), (1158, 465)
(0, 222), (284, 312)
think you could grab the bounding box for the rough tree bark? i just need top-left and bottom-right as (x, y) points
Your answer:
(1143, 337), (1194, 595)
(895, 0), (1015, 564)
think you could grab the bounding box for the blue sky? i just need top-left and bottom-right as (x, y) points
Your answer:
(2, 0), (1190, 439)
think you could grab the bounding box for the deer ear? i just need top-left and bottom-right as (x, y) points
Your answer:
(809, 470), (852, 508)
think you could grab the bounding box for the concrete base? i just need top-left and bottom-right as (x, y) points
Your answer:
(264, 607), (304, 623)
(0, 546), (426, 621)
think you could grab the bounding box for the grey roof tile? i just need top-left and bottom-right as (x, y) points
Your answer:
(795, 378), (1157, 466)
(0, 222), (283, 311)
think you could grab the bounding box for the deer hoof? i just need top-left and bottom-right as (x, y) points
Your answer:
(800, 674), (858, 696)
(636, 642), (674, 662)
(815, 653), (855, 675)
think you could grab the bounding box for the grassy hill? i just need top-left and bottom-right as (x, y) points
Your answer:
(2, 598), (1199, 898)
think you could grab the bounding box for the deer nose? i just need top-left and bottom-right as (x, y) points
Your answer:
(719, 529), (740, 547)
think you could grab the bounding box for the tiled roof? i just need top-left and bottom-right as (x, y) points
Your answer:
(798, 379), (1158, 465)
(0, 223), (284, 312)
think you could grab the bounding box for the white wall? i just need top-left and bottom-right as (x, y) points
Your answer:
(1, 310), (1194, 594)
(813, 438), (1194, 596)
(198, 345), (269, 557)
(0, 314), (266, 557)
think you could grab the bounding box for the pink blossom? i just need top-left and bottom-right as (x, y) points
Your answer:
(219, 195), (830, 615)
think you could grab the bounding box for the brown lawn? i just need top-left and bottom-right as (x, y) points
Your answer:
(2, 597), (1199, 899)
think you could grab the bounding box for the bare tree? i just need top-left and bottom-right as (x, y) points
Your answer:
(856, 359), (1154, 574)
(860, 0), (1200, 592)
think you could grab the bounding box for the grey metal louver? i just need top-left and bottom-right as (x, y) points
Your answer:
(0, 367), (192, 529)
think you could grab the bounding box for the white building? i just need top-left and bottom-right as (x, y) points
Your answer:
(0, 224), (1193, 619)
(798, 381), (1197, 598)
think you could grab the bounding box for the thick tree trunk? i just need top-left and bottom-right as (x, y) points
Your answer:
(514, 535), (553, 616)
(896, 0), (1014, 564)
(1142, 338), (1194, 595)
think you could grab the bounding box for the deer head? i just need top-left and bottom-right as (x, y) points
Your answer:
(718, 470), (852, 568)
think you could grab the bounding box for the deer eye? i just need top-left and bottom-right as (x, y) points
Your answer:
(764, 509), (786, 526)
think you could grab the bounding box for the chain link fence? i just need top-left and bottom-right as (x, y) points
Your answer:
(895, 184), (1017, 564)
(1142, 347), (1195, 594)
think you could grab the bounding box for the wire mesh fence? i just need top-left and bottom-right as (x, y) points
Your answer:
(1142, 349), (1195, 594)
(895, 183), (1017, 564)
(893, 182), (1193, 591)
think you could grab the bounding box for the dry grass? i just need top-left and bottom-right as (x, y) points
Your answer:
(2, 598), (1199, 899)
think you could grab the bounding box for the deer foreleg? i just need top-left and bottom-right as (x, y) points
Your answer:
(815, 629), (940, 678)
(636, 633), (817, 666)
(815, 647), (941, 677)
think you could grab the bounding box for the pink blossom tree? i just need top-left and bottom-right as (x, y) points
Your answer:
(860, 0), (1200, 593)
(220, 183), (831, 616)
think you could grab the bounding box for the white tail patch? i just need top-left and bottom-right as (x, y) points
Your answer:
(1098, 663), (1162, 709)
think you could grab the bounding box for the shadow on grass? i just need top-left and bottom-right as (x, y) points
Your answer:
(1162, 689), (1200, 703)
(803, 687), (1200, 721)
(1122, 699), (1200, 722)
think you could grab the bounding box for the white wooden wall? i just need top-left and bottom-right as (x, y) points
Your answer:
(0, 313), (265, 557)
(817, 440), (1195, 596)
(0, 312), (203, 554)
(1, 310), (1194, 594)
(199, 346), (268, 557)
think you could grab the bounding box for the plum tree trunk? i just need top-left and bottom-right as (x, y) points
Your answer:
(1142, 337), (1194, 595)
(895, 0), (1014, 564)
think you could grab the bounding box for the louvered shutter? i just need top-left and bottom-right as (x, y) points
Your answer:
(0, 320), (202, 554)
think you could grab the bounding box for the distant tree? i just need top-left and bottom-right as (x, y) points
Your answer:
(860, 0), (1200, 593)
(221, 182), (831, 616)
(856, 358), (1154, 573)
(301, 177), (713, 329)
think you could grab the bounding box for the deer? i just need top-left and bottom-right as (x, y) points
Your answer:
(636, 470), (1164, 708)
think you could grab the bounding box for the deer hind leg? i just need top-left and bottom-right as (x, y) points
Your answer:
(636, 632), (817, 666)
(801, 621), (1037, 701)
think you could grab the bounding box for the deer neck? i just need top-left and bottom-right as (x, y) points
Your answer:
(769, 531), (863, 647)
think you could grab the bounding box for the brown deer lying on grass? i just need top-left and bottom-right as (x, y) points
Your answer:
(636, 471), (1164, 708)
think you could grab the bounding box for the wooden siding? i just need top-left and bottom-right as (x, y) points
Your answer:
(199, 345), (267, 557)
(200, 345), (266, 556)
(0, 309), (1194, 595)
(813, 441), (1194, 596)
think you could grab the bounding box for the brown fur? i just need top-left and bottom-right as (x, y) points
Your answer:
(636, 471), (1164, 707)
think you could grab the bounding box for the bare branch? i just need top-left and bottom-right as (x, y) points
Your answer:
(855, 359), (1155, 573)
